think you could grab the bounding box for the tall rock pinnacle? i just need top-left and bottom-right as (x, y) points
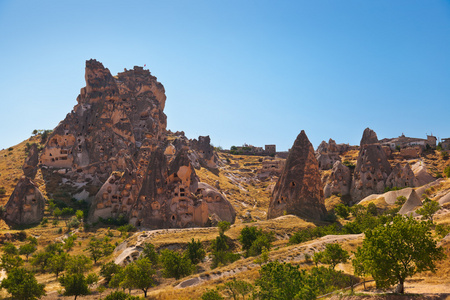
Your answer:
(268, 130), (327, 220)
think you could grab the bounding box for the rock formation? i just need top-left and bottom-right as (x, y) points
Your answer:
(385, 163), (419, 189)
(323, 161), (352, 198)
(350, 143), (392, 202)
(29, 59), (234, 229)
(2, 176), (45, 226)
(22, 143), (39, 179)
(268, 130), (326, 220)
(398, 190), (422, 215)
(315, 139), (341, 170)
(189, 136), (219, 169)
(360, 127), (379, 146)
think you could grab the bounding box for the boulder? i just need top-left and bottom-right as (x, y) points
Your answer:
(2, 176), (45, 226)
(268, 130), (326, 220)
(323, 161), (352, 198)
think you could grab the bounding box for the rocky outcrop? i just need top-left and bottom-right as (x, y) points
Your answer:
(398, 190), (422, 215)
(22, 143), (39, 179)
(385, 163), (419, 189)
(189, 136), (218, 169)
(323, 161), (352, 198)
(350, 144), (392, 202)
(268, 130), (326, 220)
(89, 148), (234, 228)
(411, 161), (435, 186)
(360, 128), (379, 146)
(35, 59), (234, 229)
(2, 176), (45, 226)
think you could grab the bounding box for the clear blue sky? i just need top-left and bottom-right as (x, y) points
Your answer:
(1, 1), (449, 151)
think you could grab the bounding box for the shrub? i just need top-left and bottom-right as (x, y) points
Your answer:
(441, 151), (449, 160)
(186, 238), (206, 264)
(160, 249), (194, 279)
(334, 203), (350, 219)
(444, 166), (450, 178)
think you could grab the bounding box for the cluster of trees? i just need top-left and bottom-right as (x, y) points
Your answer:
(0, 233), (117, 299)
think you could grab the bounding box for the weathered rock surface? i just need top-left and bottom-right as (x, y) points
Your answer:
(411, 161), (435, 186)
(360, 127), (379, 146)
(350, 143), (392, 203)
(22, 143), (39, 179)
(398, 189), (422, 215)
(190, 136), (219, 169)
(323, 161), (352, 198)
(268, 130), (326, 220)
(2, 176), (45, 226)
(316, 140), (341, 170)
(31, 59), (234, 229)
(385, 163), (419, 189)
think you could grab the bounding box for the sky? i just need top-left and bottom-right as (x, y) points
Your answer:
(0, 1), (449, 151)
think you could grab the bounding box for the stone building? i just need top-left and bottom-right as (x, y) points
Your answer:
(380, 134), (436, 150)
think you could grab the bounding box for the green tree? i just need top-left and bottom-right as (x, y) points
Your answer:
(186, 238), (206, 264)
(202, 288), (224, 300)
(141, 242), (159, 266)
(120, 258), (155, 297)
(19, 243), (37, 261)
(65, 254), (92, 274)
(313, 243), (349, 270)
(75, 210), (84, 220)
(59, 273), (90, 300)
(416, 198), (441, 222)
(334, 203), (350, 219)
(3, 242), (18, 255)
(63, 235), (77, 252)
(254, 261), (319, 300)
(1, 253), (24, 272)
(101, 261), (123, 285)
(30, 251), (53, 272)
(222, 278), (253, 300)
(53, 207), (62, 219)
(160, 249), (194, 279)
(48, 252), (68, 278)
(87, 237), (114, 264)
(1, 267), (46, 300)
(218, 221), (231, 234)
(354, 215), (446, 293)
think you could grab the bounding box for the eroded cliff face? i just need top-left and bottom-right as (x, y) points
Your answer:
(268, 130), (327, 221)
(33, 59), (234, 229)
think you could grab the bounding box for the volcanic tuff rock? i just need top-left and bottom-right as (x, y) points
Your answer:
(350, 143), (392, 203)
(385, 163), (419, 189)
(22, 143), (39, 179)
(323, 161), (352, 198)
(316, 139), (341, 170)
(2, 176), (45, 226)
(360, 127), (379, 146)
(268, 130), (326, 220)
(32, 59), (234, 229)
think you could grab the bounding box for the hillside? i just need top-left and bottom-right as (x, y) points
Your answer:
(0, 135), (449, 299)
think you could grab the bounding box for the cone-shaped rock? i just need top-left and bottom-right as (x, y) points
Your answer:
(268, 130), (326, 220)
(323, 161), (351, 198)
(2, 176), (45, 226)
(350, 144), (392, 202)
(360, 127), (379, 146)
